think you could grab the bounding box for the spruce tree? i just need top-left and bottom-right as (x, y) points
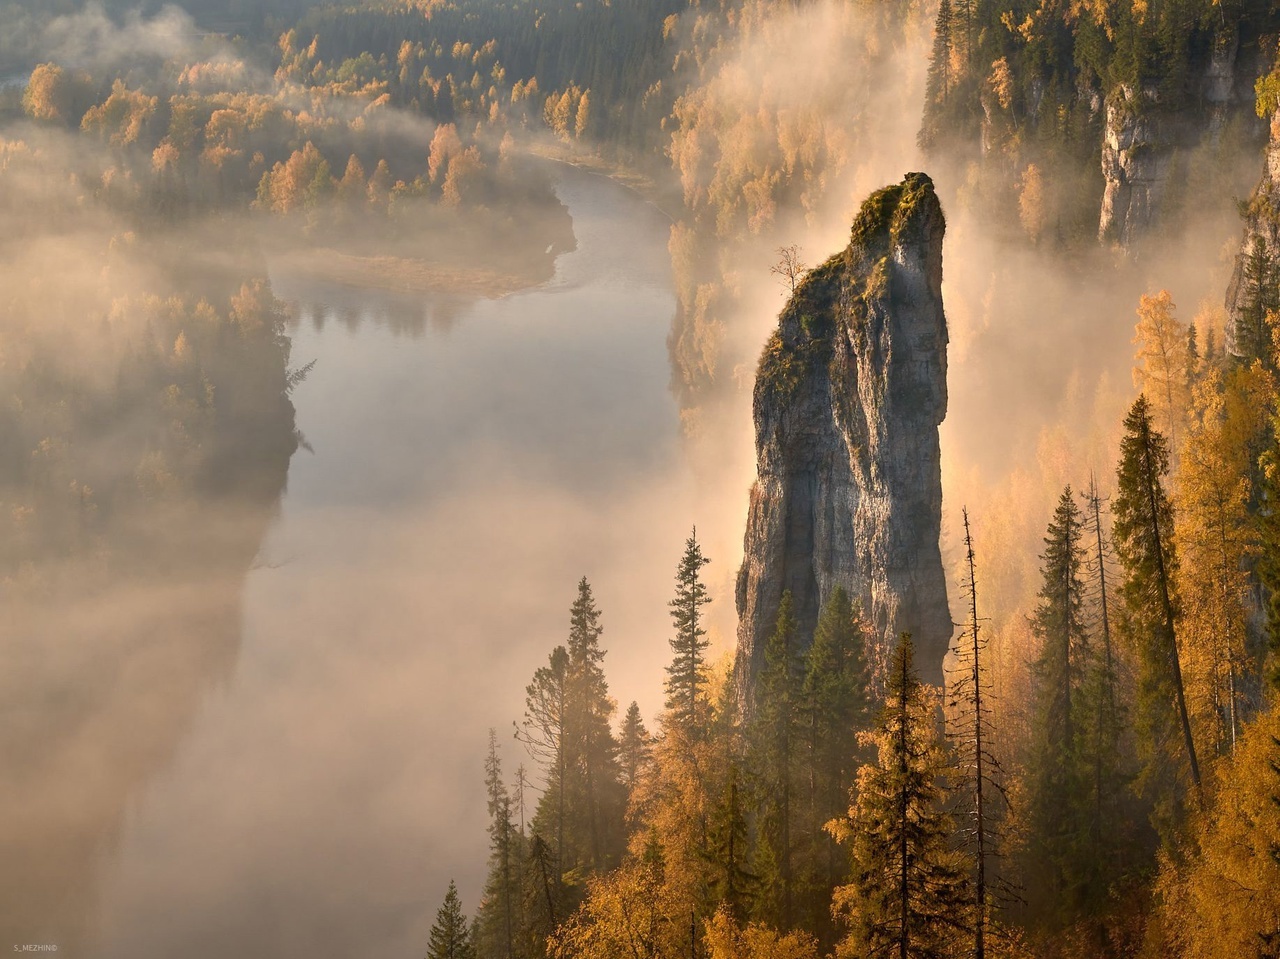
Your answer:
(618, 701), (652, 793)
(1113, 395), (1202, 831)
(1024, 488), (1091, 922)
(427, 881), (476, 959)
(1237, 237), (1278, 371)
(750, 590), (805, 928)
(565, 577), (624, 874)
(665, 528), (712, 740)
(1186, 321), (1200, 391)
(517, 646), (569, 911)
(1079, 476), (1130, 903)
(801, 585), (872, 940)
(829, 633), (969, 959)
(919, 0), (954, 151)
(475, 731), (517, 959)
(706, 759), (756, 920)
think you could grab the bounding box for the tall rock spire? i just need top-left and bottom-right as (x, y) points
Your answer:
(735, 172), (952, 695)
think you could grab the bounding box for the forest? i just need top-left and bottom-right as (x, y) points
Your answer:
(2, 0), (1280, 955)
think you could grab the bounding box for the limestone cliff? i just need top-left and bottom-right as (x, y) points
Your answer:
(734, 172), (952, 695)
(1225, 111), (1280, 356)
(1098, 36), (1264, 245)
(1098, 85), (1174, 246)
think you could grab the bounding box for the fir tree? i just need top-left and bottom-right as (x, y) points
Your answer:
(1237, 237), (1278, 371)
(1186, 321), (1200, 391)
(619, 701), (653, 792)
(750, 590), (805, 928)
(801, 585), (872, 940)
(1113, 395), (1203, 832)
(665, 528), (712, 740)
(706, 759), (756, 920)
(1024, 488), (1091, 923)
(1079, 475), (1130, 903)
(829, 633), (969, 959)
(517, 646), (569, 910)
(565, 577), (624, 875)
(475, 731), (517, 959)
(919, 0), (954, 151)
(428, 881), (476, 959)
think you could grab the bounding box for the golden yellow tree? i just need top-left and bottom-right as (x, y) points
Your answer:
(1133, 290), (1192, 457)
(548, 857), (689, 959)
(22, 63), (72, 123)
(1018, 163), (1047, 243)
(702, 906), (819, 959)
(1153, 700), (1280, 959)
(1175, 367), (1271, 758)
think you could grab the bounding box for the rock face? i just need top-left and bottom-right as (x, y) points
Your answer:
(734, 172), (952, 695)
(1098, 85), (1175, 246)
(1097, 35), (1265, 246)
(1225, 111), (1280, 356)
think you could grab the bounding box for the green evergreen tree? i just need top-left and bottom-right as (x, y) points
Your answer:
(474, 731), (517, 959)
(665, 528), (712, 740)
(428, 880), (477, 959)
(565, 577), (625, 875)
(706, 686), (752, 921)
(517, 646), (569, 912)
(618, 701), (652, 792)
(829, 633), (969, 959)
(523, 832), (558, 949)
(919, 0), (954, 151)
(1237, 237), (1278, 371)
(1258, 440), (1280, 693)
(750, 590), (805, 928)
(1186, 321), (1200, 390)
(799, 585), (872, 944)
(1024, 488), (1091, 923)
(1077, 476), (1133, 918)
(1113, 395), (1203, 838)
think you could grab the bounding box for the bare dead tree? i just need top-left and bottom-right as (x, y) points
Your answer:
(770, 244), (808, 293)
(948, 509), (1016, 957)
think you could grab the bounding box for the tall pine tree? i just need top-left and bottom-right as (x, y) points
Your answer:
(948, 510), (1008, 957)
(427, 880), (476, 959)
(1024, 488), (1091, 923)
(750, 591), (805, 929)
(474, 731), (518, 959)
(800, 585), (872, 943)
(829, 633), (969, 959)
(565, 577), (625, 875)
(1113, 395), (1202, 837)
(665, 528), (713, 741)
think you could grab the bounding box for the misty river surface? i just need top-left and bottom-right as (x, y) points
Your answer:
(88, 166), (701, 958)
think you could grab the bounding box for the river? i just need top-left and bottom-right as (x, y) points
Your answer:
(84, 165), (722, 957)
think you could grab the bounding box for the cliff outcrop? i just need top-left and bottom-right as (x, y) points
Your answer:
(1098, 36), (1266, 245)
(734, 172), (952, 695)
(1225, 110), (1280, 357)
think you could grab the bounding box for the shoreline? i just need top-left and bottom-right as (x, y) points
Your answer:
(268, 245), (553, 299)
(527, 144), (683, 224)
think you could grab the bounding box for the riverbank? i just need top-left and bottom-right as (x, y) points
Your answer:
(528, 143), (684, 224)
(269, 247), (546, 298)
(259, 189), (575, 299)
